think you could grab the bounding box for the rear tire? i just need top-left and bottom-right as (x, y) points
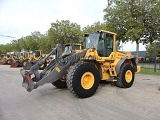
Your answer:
(115, 63), (134, 88)
(66, 62), (100, 98)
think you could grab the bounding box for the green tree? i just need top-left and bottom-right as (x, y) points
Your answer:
(17, 38), (27, 50)
(82, 21), (107, 33)
(38, 34), (49, 53)
(142, 0), (160, 44)
(104, 0), (160, 63)
(23, 31), (44, 51)
(82, 21), (107, 45)
(0, 43), (13, 54)
(11, 40), (20, 51)
(47, 20), (83, 48)
(146, 39), (160, 58)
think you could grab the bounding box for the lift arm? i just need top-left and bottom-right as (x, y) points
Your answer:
(20, 44), (86, 92)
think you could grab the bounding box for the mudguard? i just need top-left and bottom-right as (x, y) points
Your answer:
(115, 56), (137, 74)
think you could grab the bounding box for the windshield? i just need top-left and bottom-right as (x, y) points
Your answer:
(24, 53), (28, 58)
(72, 45), (81, 50)
(64, 45), (72, 54)
(34, 51), (41, 57)
(85, 33), (100, 49)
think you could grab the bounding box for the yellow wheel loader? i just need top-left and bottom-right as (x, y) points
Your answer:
(63, 43), (83, 54)
(22, 51), (34, 67)
(8, 54), (16, 65)
(20, 30), (140, 98)
(23, 50), (47, 70)
(0, 54), (11, 65)
(0, 54), (7, 65)
(10, 52), (27, 68)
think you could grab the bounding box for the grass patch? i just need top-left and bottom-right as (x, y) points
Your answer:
(140, 68), (160, 76)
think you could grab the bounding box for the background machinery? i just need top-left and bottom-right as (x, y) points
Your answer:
(20, 30), (140, 98)
(10, 51), (28, 68)
(22, 50), (47, 70)
(0, 54), (9, 65)
(63, 43), (83, 54)
(0, 53), (15, 65)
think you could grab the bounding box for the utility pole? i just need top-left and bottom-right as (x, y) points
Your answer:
(154, 40), (157, 72)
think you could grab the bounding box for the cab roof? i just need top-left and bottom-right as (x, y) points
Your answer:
(98, 30), (117, 35)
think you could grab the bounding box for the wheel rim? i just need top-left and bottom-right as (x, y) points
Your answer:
(81, 72), (94, 89)
(125, 70), (132, 83)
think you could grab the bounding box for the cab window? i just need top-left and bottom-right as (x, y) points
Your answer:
(105, 34), (113, 56)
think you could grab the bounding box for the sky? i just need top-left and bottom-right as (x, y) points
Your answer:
(0, 0), (146, 51)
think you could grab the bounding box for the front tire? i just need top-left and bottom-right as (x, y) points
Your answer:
(66, 62), (100, 98)
(115, 63), (134, 88)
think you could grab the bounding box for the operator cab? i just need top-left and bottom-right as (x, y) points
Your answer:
(85, 30), (116, 57)
(63, 44), (83, 54)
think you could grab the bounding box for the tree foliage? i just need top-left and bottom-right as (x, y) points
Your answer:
(47, 20), (83, 48)
(82, 21), (106, 33)
(104, 0), (160, 63)
(142, 0), (160, 44)
(0, 43), (13, 54)
(146, 39), (160, 57)
(82, 21), (107, 44)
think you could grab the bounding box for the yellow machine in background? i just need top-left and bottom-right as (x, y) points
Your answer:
(23, 50), (47, 70)
(10, 51), (28, 67)
(0, 54), (9, 65)
(63, 43), (83, 54)
(0, 52), (15, 65)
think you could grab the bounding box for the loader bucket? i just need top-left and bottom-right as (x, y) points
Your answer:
(23, 62), (35, 70)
